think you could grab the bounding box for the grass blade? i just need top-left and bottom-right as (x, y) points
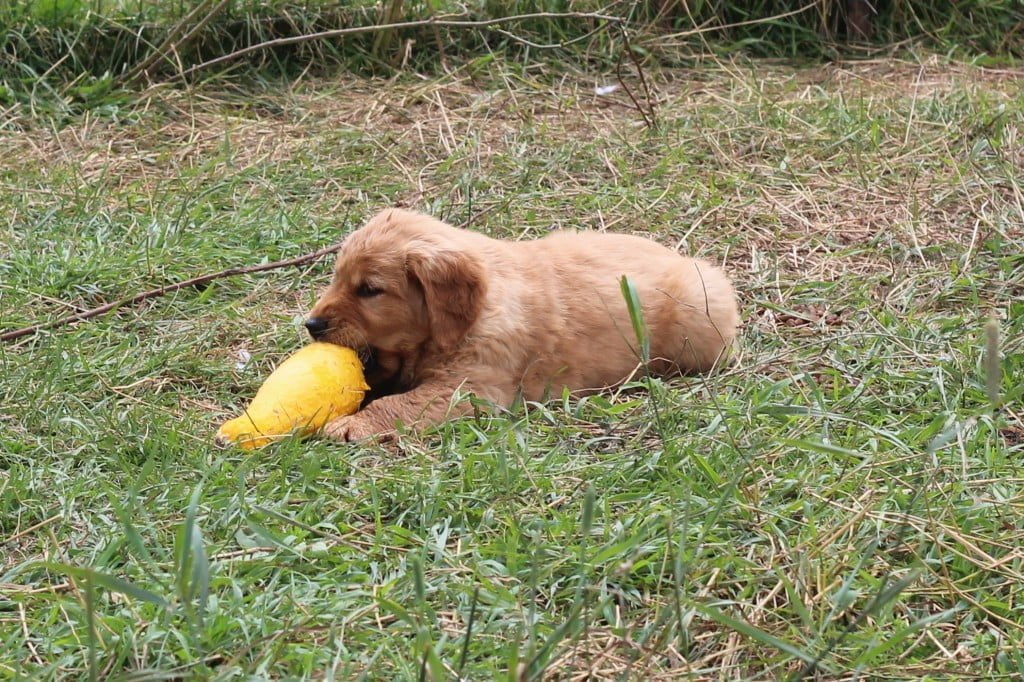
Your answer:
(457, 586), (480, 676)
(174, 485), (208, 624)
(619, 275), (649, 363)
(32, 562), (168, 608)
(85, 571), (98, 682)
(985, 316), (1001, 410)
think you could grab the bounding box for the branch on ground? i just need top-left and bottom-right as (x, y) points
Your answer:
(171, 11), (623, 81)
(1, 244), (344, 343)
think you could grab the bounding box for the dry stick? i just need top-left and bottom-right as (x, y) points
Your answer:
(622, 26), (658, 127)
(2, 513), (63, 545)
(372, 0), (406, 60)
(431, 19), (451, 74)
(170, 11), (622, 80)
(119, 0), (229, 85)
(615, 28), (655, 130)
(657, 1), (820, 42)
(148, 0), (233, 80)
(492, 21), (611, 50)
(1, 243), (343, 343)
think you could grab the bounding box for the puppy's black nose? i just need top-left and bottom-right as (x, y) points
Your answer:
(304, 317), (329, 339)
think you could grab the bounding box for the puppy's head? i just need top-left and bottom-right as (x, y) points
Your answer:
(306, 210), (486, 376)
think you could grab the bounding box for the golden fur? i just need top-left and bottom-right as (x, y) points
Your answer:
(306, 209), (739, 441)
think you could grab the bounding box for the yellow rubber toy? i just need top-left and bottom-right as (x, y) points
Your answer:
(215, 342), (370, 449)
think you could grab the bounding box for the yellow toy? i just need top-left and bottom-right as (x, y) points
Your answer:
(216, 342), (369, 449)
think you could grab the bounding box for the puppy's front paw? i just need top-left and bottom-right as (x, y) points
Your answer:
(323, 415), (392, 443)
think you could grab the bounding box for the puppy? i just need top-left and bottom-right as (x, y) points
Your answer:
(305, 209), (739, 441)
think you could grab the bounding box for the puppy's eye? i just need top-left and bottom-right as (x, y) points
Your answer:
(356, 282), (383, 298)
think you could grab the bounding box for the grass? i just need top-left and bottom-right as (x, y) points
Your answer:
(1, 49), (1023, 679)
(1, 0), (1020, 122)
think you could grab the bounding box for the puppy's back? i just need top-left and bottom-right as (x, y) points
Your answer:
(525, 228), (739, 374)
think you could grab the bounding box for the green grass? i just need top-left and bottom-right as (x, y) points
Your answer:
(2, 53), (1024, 679)
(2, 0), (1021, 124)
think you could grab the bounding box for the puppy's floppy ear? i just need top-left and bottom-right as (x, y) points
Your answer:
(406, 240), (486, 351)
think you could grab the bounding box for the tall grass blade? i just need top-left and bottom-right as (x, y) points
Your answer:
(175, 485), (209, 625)
(457, 586), (480, 676)
(619, 275), (649, 363)
(985, 316), (1002, 410)
(32, 562), (168, 608)
(85, 572), (98, 682)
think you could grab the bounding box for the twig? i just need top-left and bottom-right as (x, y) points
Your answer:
(19, 602), (44, 666)
(622, 26), (658, 127)
(2, 514), (63, 545)
(615, 27), (656, 130)
(455, 196), (516, 229)
(1, 244), (344, 343)
(251, 505), (412, 552)
(657, 2), (820, 42)
(120, 0), (230, 85)
(492, 21), (611, 50)
(430, 17), (450, 74)
(372, 0), (406, 60)
(211, 547), (276, 561)
(0, 581), (72, 594)
(171, 11), (622, 80)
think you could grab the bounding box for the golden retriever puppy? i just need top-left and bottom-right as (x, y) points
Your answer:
(305, 209), (739, 441)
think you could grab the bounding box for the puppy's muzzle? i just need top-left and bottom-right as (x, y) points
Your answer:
(304, 317), (329, 340)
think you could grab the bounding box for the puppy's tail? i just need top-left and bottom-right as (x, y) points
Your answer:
(665, 258), (740, 374)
